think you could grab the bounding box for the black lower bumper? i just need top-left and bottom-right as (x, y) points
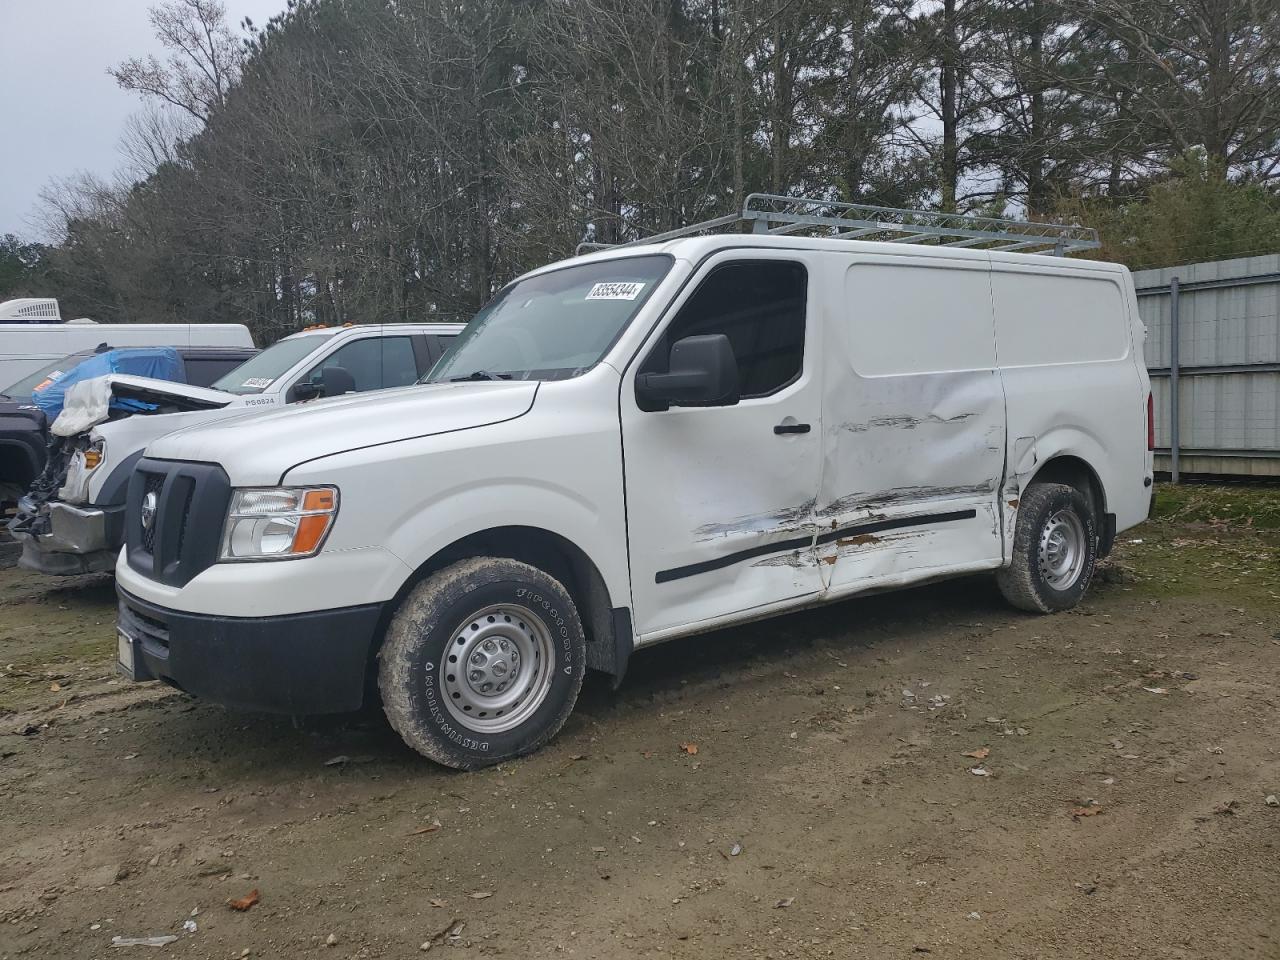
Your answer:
(117, 588), (385, 714)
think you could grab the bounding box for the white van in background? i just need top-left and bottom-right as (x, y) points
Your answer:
(0, 298), (254, 386)
(113, 196), (1153, 771)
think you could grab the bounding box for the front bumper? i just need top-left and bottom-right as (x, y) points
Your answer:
(116, 587), (384, 714)
(11, 501), (122, 576)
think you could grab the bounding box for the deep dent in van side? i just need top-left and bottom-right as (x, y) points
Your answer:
(838, 411), (977, 432)
(685, 357), (1004, 585)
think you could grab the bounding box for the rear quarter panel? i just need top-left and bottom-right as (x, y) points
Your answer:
(991, 258), (1151, 538)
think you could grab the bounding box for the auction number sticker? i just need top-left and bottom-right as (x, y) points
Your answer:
(586, 281), (645, 301)
(240, 377), (274, 389)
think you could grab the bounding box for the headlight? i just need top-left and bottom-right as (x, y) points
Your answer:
(220, 486), (339, 561)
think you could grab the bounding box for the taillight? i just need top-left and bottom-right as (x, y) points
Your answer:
(1146, 392), (1155, 451)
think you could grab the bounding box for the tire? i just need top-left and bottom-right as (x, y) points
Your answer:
(996, 482), (1098, 614)
(378, 557), (587, 769)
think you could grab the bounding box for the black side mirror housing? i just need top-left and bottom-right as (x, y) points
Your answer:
(635, 334), (740, 411)
(292, 381), (321, 402)
(321, 366), (356, 397)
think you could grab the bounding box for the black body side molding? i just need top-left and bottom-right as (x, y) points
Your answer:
(655, 509), (978, 584)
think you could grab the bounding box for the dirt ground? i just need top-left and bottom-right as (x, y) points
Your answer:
(1, 483), (1278, 960)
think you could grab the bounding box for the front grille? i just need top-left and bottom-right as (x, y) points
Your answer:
(140, 472), (165, 552)
(125, 458), (231, 587)
(174, 481), (195, 556)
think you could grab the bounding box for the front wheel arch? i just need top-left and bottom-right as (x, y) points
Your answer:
(369, 526), (628, 693)
(378, 556), (588, 768)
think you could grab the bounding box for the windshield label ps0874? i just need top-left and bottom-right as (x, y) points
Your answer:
(586, 281), (645, 301)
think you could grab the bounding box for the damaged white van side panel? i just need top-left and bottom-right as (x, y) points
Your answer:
(816, 255), (1006, 595)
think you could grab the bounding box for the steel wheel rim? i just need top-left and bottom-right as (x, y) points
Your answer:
(1038, 508), (1086, 591)
(440, 603), (555, 734)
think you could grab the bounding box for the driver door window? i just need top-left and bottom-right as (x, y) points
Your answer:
(648, 260), (807, 398)
(304, 337), (418, 394)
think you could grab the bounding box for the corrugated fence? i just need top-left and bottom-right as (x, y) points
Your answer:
(1134, 255), (1280, 479)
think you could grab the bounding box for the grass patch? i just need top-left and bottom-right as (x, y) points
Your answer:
(1110, 482), (1280, 606)
(1150, 481), (1280, 530)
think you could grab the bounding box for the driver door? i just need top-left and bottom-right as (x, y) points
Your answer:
(620, 252), (826, 640)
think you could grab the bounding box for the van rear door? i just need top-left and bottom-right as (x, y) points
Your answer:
(818, 254), (1006, 591)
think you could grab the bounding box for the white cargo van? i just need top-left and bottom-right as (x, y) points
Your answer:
(114, 196), (1153, 769)
(0, 298), (253, 386)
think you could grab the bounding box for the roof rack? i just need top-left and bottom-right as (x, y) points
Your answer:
(576, 193), (1100, 257)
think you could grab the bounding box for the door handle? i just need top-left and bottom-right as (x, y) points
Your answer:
(774, 422), (811, 435)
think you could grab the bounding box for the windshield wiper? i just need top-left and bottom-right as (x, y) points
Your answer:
(449, 370), (513, 382)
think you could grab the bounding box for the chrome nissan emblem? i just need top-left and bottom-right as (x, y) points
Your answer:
(140, 490), (158, 534)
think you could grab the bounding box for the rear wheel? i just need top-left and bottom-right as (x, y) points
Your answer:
(378, 557), (587, 769)
(997, 482), (1098, 613)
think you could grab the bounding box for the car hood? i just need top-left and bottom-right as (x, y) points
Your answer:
(51, 375), (235, 437)
(146, 380), (539, 485)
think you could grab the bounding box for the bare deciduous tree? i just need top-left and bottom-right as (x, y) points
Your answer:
(111, 0), (243, 122)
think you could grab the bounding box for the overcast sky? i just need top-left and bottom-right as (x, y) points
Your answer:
(0, 0), (285, 241)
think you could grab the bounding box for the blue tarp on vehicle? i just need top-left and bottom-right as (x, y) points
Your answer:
(31, 347), (184, 421)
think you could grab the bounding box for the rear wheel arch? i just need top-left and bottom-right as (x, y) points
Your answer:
(1027, 454), (1105, 516)
(1025, 454), (1116, 557)
(998, 481), (1099, 613)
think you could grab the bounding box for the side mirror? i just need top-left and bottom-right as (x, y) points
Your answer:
(635, 334), (740, 410)
(292, 381), (321, 402)
(321, 366), (356, 397)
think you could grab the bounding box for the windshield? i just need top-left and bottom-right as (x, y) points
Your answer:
(3, 351), (97, 399)
(211, 334), (333, 395)
(427, 254), (673, 383)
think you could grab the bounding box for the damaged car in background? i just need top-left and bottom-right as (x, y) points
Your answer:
(0, 344), (256, 508)
(9, 323), (461, 576)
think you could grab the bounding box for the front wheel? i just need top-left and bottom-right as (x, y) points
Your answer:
(997, 482), (1098, 613)
(378, 557), (587, 769)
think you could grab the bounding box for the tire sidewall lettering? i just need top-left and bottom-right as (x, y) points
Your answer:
(411, 574), (584, 763)
(517, 587), (575, 670)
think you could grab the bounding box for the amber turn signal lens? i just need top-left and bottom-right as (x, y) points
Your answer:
(303, 489), (335, 511)
(291, 513), (333, 555)
(83, 449), (103, 470)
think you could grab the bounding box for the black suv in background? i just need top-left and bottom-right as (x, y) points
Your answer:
(0, 345), (258, 506)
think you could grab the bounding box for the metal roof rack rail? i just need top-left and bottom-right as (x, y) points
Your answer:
(575, 193), (1100, 257)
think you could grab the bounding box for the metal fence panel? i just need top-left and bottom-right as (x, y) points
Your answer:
(1134, 254), (1280, 478)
